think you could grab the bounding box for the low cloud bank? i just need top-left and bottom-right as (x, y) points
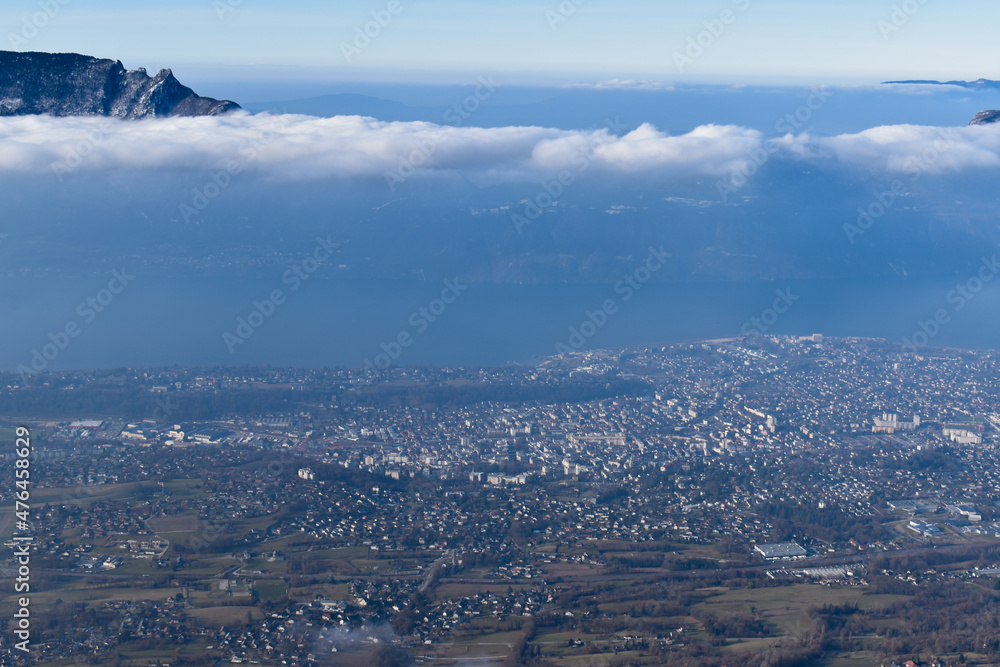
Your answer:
(1, 112), (999, 183)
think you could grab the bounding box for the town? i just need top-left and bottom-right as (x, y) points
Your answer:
(4, 335), (1000, 666)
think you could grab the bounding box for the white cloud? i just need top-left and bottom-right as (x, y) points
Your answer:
(2, 113), (1000, 183)
(559, 79), (676, 91)
(776, 124), (1000, 174)
(0, 113), (763, 181)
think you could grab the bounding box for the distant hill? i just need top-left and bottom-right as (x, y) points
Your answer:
(883, 77), (1000, 90)
(0, 50), (240, 119)
(881, 78), (1000, 126)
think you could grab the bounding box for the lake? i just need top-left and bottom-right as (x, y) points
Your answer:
(3, 273), (998, 373)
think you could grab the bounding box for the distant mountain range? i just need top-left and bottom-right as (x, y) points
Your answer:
(0, 51), (240, 119)
(881, 78), (1000, 125)
(883, 77), (1000, 90)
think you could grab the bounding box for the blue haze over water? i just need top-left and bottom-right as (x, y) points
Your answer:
(3, 275), (1000, 372)
(4, 81), (1000, 371)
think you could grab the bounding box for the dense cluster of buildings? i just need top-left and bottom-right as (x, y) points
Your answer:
(6, 335), (1000, 664)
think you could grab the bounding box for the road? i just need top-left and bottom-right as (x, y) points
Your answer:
(419, 549), (455, 594)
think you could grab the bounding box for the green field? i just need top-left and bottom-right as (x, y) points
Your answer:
(255, 579), (288, 602)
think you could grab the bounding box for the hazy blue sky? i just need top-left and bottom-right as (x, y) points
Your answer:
(2, 0), (998, 85)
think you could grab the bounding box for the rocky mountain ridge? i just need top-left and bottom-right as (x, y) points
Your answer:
(970, 110), (1000, 125)
(0, 51), (240, 119)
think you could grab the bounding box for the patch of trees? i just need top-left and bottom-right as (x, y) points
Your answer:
(867, 574), (918, 596)
(756, 500), (884, 543)
(389, 590), (430, 636)
(607, 553), (665, 569)
(503, 618), (537, 666)
(697, 611), (775, 639)
(869, 581), (1000, 658)
(667, 556), (717, 571)
(597, 485), (629, 505)
(886, 445), (962, 472)
(870, 543), (1000, 574)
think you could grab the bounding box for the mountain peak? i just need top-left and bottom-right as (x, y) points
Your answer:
(0, 50), (240, 119)
(970, 110), (1000, 126)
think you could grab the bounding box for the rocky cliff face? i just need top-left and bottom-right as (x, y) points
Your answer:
(0, 51), (240, 119)
(970, 110), (1000, 126)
